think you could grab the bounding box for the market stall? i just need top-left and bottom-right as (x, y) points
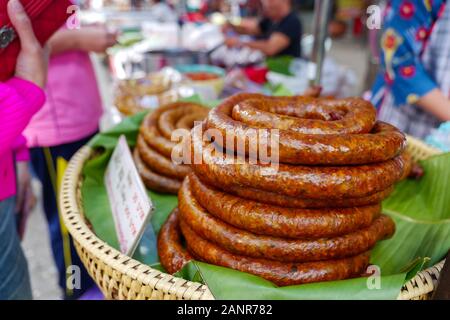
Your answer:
(59, 0), (449, 300)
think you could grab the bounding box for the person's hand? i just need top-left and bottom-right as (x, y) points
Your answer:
(77, 25), (118, 53)
(225, 37), (241, 48)
(8, 0), (48, 88)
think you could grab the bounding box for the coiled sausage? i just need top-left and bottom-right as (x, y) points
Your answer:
(158, 209), (192, 273)
(133, 148), (181, 194)
(191, 124), (408, 199)
(187, 174), (381, 239)
(137, 135), (191, 180)
(180, 219), (371, 286)
(179, 180), (395, 263)
(206, 93), (406, 165)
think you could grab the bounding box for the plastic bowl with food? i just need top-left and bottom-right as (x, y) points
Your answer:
(176, 64), (226, 100)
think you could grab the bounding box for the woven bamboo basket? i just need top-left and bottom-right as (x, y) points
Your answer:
(60, 135), (445, 300)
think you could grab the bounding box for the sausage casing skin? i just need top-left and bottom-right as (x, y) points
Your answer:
(133, 148), (181, 194)
(137, 135), (191, 180)
(180, 218), (371, 286)
(216, 181), (394, 208)
(136, 101), (208, 193)
(187, 174), (381, 239)
(158, 105), (209, 139)
(207, 93), (406, 165)
(191, 124), (408, 199)
(158, 209), (192, 274)
(179, 180), (395, 263)
(140, 102), (208, 158)
(140, 103), (181, 158)
(232, 96), (377, 134)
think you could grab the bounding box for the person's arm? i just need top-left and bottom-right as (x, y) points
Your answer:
(0, 0), (46, 157)
(48, 26), (118, 55)
(417, 89), (450, 121)
(378, 1), (450, 121)
(242, 32), (290, 56)
(225, 18), (262, 36)
(235, 13), (301, 57)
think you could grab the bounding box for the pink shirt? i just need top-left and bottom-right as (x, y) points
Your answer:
(0, 78), (46, 201)
(23, 51), (103, 147)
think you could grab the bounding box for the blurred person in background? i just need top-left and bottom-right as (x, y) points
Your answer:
(371, 0), (450, 139)
(22, 24), (117, 299)
(223, 0), (302, 57)
(0, 0), (47, 300)
(238, 0), (262, 17)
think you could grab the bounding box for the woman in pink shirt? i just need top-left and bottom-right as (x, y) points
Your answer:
(0, 0), (47, 300)
(22, 24), (116, 299)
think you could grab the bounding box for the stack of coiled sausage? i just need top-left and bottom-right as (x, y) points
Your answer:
(136, 102), (209, 194)
(158, 93), (409, 286)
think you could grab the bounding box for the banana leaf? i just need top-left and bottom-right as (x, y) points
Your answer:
(266, 56), (295, 76)
(372, 153), (450, 274)
(80, 109), (450, 300)
(178, 261), (407, 300)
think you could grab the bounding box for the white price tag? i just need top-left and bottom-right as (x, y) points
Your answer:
(104, 135), (154, 256)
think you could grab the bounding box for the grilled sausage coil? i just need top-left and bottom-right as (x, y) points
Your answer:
(157, 94), (404, 286)
(179, 177), (394, 262)
(191, 123), (408, 199)
(136, 102), (208, 193)
(181, 214), (371, 287)
(157, 209), (192, 274)
(214, 182), (395, 208)
(186, 174), (382, 239)
(158, 209), (371, 286)
(140, 102), (208, 158)
(206, 93), (406, 165)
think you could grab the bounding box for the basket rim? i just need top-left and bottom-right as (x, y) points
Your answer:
(60, 136), (446, 300)
(59, 145), (214, 300)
